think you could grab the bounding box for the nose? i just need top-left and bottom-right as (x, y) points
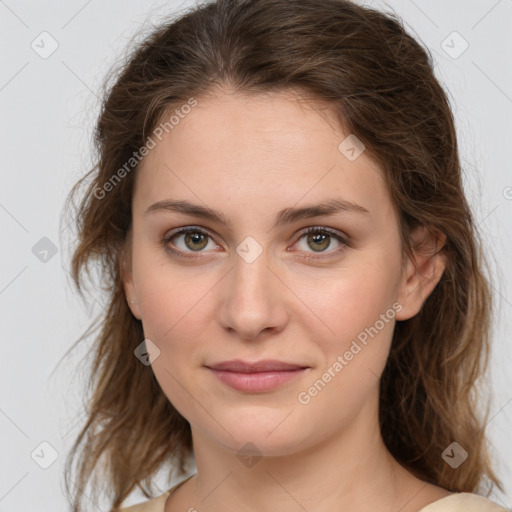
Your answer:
(218, 246), (289, 341)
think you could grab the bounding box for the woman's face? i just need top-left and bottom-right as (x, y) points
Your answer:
(123, 89), (440, 457)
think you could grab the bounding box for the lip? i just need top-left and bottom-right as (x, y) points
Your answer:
(207, 359), (308, 372)
(205, 359), (309, 393)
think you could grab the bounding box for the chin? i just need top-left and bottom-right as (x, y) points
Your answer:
(206, 418), (310, 458)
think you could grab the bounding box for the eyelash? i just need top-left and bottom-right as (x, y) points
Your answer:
(161, 226), (351, 261)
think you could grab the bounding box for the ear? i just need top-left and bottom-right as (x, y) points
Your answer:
(120, 231), (142, 320)
(395, 225), (447, 321)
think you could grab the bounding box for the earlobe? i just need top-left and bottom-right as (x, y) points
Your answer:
(122, 271), (142, 320)
(395, 225), (447, 321)
(120, 238), (142, 320)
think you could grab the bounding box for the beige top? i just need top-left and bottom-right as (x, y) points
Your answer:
(119, 475), (509, 512)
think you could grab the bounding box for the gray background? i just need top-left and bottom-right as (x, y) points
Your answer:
(0, 0), (511, 510)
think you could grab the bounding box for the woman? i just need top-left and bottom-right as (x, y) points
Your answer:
(62, 0), (508, 511)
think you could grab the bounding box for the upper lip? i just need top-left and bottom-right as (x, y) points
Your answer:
(206, 359), (309, 373)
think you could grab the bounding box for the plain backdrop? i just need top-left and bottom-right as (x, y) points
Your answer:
(0, 0), (511, 510)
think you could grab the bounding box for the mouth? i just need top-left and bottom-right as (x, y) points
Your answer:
(205, 359), (310, 393)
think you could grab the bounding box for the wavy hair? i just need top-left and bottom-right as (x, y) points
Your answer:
(61, 0), (503, 510)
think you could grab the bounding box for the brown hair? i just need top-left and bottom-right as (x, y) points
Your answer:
(61, 0), (503, 510)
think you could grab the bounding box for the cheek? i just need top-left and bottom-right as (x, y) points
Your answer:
(136, 272), (213, 345)
(320, 260), (400, 338)
(308, 260), (401, 394)
(296, 276), (398, 425)
(132, 255), (213, 414)
(131, 237), (219, 332)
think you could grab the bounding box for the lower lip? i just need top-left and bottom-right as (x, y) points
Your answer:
(207, 368), (308, 392)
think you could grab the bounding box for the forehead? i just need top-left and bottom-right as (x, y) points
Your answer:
(145, 89), (347, 166)
(133, 90), (393, 225)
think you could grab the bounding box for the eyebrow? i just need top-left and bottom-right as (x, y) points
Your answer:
(144, 198), (369, 229)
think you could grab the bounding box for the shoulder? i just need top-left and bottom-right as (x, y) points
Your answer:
(117, 475), (195, 512)
(119, 491), (170, 512)
(117, 490), (170, 512)
(419, 492), (510, 512)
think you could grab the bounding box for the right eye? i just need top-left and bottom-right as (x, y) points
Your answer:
(162, 226), (221, 259)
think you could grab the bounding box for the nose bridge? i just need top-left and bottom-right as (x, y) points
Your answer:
(218, 240), (286, 338)
(233, 245), (270, 298)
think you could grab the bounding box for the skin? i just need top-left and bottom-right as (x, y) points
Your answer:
(122, 88), (450, 512)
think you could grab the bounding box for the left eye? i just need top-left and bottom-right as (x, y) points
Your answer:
(162, 226), (349, 259)
(294, 227), (348, 256)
